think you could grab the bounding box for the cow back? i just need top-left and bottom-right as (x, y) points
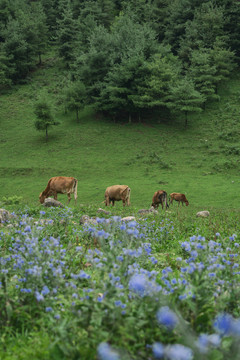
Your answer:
(106, 185), (129, 200)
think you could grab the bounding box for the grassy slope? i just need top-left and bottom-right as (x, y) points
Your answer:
(0, 53), (240, 209)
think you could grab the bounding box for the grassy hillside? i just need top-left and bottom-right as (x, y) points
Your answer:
(0, 53), (240, 209)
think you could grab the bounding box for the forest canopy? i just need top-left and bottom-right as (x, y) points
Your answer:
(0, 0), (239, 122)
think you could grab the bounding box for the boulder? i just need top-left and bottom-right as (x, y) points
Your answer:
(138, 208), (158, 215)
(43, 198), (64, 208)
(121, 216), (136, 222)
(197, 211), (210, 218)
(80, 215), (97, 225)
(0, 208), (12, 223)
(97, 208), (110, 215)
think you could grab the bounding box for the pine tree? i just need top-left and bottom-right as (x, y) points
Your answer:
(63, 81), (86, 122)
(188, 49), (219, 103)
(34, 101), (60, 141)
(57, 3), (78, 68)
(209, 38), (236, 92)
(168, 78), (205, 127)
(131, 52), (180, 114)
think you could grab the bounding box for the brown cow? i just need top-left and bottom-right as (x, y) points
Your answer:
(169, 192), (189, 207)
(105, 185), (131, 207)
(39, 176), (78, 205)
(151, 190), (168, 209)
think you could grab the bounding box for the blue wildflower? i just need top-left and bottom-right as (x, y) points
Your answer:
(35, 291), (44, 301)
(42, 285), (50, 295)
(156, 306), (178, 330)
(115, 300), (122, 307)
(165, 344), (193, 360)
(213, 313), (233, 336)
(197, 333), (221, 354)
(97, 342), (120, 360)
(129, 274), (148, 296)
(152, 342), (164, 358)
(24, 225), (31, 232)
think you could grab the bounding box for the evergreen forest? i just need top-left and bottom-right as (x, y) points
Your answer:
(1, 0), (240, 125)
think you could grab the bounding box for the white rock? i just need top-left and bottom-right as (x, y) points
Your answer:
(0, 208), (12, 223)
(197, 211), (210, 218)
(121, 216), (136, 222)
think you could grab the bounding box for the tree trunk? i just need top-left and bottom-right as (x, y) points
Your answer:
(185, 111), (188, 128)
(129, 113), (132, 124)
(38, 53), (42, 65)
(76, 108), (79, 122)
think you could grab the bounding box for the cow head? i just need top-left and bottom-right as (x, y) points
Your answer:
(185, 201), (189, 206)
(39, 192), (45, 204)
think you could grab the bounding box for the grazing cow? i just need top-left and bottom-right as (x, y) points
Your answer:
(39, 176), (78, 205)
(151, 190), (168, 209)
(105, 185), (131, 207)
(169, 192), (189, 207)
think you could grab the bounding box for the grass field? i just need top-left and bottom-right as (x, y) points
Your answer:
(0, 53), (240, 210)
(1, 52), (240, 359)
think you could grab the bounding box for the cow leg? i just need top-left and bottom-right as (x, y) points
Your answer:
(67, 193), (71, 204)
(112, 200), (115, 206)
(53, 191), (58, 200)
(73, 191), (77, 205)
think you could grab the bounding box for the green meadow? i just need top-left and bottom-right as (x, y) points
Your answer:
(1, 50), (240, 360)
(0, 54), (240, 211)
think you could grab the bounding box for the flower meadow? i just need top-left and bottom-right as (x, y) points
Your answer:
(0, 207), (240, 359)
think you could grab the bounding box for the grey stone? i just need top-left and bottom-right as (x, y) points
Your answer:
(197, 211), (210, 218)
(43, 198), (64, 208)
(0, 208), (12, 223)
(138, 208), (158, 215)
(80, 215), (97, 225)
(121, 216), (136, 222)
(97, 208), (110, 215)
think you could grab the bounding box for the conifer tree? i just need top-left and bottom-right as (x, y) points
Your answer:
(64, 81), (86, 122)
(168, 78), (205, 127)
(34, 101), (59, 141)
(188, 49), (219, 103)
(57, 3), (78, 68)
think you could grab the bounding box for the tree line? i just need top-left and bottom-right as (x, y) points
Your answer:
(1, 0), (240, 127)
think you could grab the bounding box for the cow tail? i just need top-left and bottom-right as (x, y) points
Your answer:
(73, 178), (78, 204)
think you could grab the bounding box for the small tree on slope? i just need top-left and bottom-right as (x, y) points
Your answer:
(34, 101), (59, 141)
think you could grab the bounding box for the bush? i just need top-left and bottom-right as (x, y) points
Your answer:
(1, 195), (23, 205)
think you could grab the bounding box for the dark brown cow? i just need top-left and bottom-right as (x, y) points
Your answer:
(105, 185), (131, 207)
(39, 176), (78, 205)
(169, 192), (189, 207)
(151, 190), (168, 209)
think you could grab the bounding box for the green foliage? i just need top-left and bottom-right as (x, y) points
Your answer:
(0, 207), (240, 359)
(57, 3), (78, 67)
(187, 49), (219, 102)
(1, 195), (23, 205)
(168, 77), (205, 126)
(63, 81), (86, 121)
(34, 101), (59, 141)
